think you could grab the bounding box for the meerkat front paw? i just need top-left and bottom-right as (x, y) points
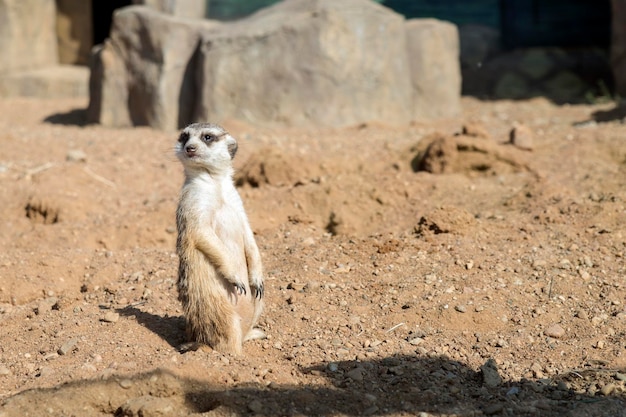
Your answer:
(251, 283), (264, 299)
(233, 281), (247, 296)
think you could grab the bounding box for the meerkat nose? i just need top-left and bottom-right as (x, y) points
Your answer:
(185, 144), (197, 156)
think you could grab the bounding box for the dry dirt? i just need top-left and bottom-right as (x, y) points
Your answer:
(0, 97), (625, 417)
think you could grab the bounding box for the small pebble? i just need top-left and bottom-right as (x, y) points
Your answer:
(509, 124), (534, 150)
(600, 383), (616, 396)
(0, 365), (11, 376)
(481, 358), (502, 387)
(38, 366), (54, 377)
(408, 337), (424, 346)
(102, 311), (120, 323)
(119, 379), (133, 389)
(327, 363), (339, 372)
(544, 324), (566, 339)
(484, 402), (504, 415)
(363, 405), (379, 416)
(454, 305), (467, 313)
(58, 338), (79, 356)
(345, 367), (364, 382)
(66, 149), (87, 162)
(247, 400), (264, 413)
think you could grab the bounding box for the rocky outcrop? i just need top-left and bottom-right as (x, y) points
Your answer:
(406, 19), (461, 120)
(195, 0), (414, 127)
(88, 0), (461, 130)
(87, 6), (219, 129)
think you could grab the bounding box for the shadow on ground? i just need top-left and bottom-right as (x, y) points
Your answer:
(590, 102), (626, 123)
(118, 306), (187, 349)
(2, 354), (624, 416)
(43, 108), (88, 126)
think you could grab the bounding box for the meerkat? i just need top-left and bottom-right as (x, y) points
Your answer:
(175, 123), (265, 355)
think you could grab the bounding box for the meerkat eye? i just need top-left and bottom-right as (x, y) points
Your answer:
(202, 134), (217, 143)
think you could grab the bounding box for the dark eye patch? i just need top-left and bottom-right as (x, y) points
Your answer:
(178, 131), (190, 144)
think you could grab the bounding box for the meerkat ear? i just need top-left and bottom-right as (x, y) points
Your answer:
(226, 135), (238, 159)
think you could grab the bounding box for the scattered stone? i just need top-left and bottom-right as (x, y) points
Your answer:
(532, 259), (547, 268)
(37, 366), (54, 378)
(454, 305), (467, 313)
(66, 149), (87, 162)
(615, 372), (626, 382)
(509, 124), (534, 150)
(600, 383), (616, 396)
(119, 379), (133, 389)
(247, 400), (264, 413)
(58, 338), (78, 356)
(102, 311), (120, 323)
(484, 402), (504, 415)
(304, 280), (320, 292)
(544, 324), (566, 339)
(345, 367), (364, 382)
(408, 337), (424, 346)
(363, 405), (379, 416)
(481, 358), (502, 387)
(35, 297), (59, 315)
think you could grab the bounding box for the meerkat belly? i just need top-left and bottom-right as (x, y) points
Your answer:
(213, 205), (248, 274)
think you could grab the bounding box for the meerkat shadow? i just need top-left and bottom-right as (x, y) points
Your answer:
(43, 108), (88, 126)
(117, 305), (187, 348)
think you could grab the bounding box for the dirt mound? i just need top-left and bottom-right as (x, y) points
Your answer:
(411, 128), (533, 176)
(415, 205), (478, 236)
(235, 147), (313, 187)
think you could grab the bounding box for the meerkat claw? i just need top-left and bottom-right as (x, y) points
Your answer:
(234, 282), (247, 296)
(252, 284), (264, 299)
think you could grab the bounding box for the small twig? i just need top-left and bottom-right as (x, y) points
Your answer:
(83, 167), (116, 188)
(386, 322), (405, 333)
(22, 162), (55, 179)
(548, 275), (554, 299)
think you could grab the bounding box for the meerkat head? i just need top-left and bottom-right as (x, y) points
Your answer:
(176, 123), (238, 175)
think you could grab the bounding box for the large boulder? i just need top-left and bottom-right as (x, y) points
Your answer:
(87, 6), (219, 129)
(88, 0), (462, 129)
(612, 0), (626, 97)
(0, 0), (58, 73)
(406, 18), (461, 120)
(194, 0), (413, 127)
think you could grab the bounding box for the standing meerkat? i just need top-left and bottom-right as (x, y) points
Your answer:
(175, 123), (265, 355)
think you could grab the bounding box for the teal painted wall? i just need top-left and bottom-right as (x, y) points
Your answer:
(206, 0), (610, 48)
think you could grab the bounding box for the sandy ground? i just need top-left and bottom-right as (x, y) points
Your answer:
(0, 97), (624, 416)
